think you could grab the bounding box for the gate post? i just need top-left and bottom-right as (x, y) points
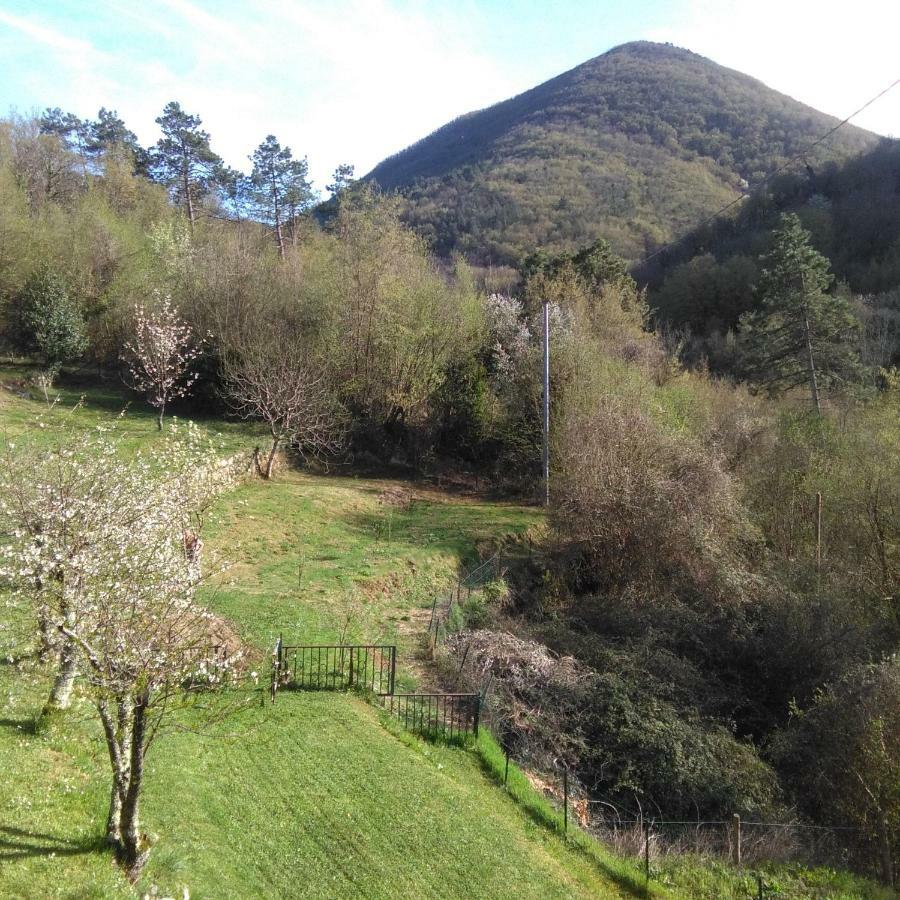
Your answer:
(389, 646), (397, 695)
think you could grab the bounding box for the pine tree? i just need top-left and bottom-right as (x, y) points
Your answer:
(739, 213), (861, 412)
(249, 135), (313, 257)
(152, 102), (222, 233)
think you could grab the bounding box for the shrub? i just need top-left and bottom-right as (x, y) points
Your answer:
(551, 396), (747, 599)
(6, 268), (86, 383)
(770, 657), (900, 884)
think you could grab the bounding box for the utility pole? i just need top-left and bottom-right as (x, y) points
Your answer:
(542, 299), (550, 507)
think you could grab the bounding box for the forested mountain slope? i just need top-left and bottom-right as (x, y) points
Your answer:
(640, 137), (900, 337)
(366, 41), (877, 264)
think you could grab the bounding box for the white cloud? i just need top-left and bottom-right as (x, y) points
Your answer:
(0, 0), (522, 191)
(649, 0), (900, 138)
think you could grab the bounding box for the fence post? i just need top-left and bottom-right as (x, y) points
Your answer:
(428, 594), (438, 631)
(644, 821), (651, 882)
(731, 813), (742, 867)
(389, 645), (397, 696)
(348, 646), (354, 688)
(473, 694), (481, 737)
(562, 769), (568, 834)
(271, 635), (282, 704)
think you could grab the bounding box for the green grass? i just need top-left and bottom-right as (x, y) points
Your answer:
(0, 361), (260, 454)
(0, 373), (891, 899)
(202, 473), (536, 654)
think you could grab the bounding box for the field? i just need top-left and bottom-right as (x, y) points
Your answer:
(0, 374), (891, 899)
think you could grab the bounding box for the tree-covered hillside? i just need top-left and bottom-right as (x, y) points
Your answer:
(366, 41), (877, 265)
(641, 138), (900, 342)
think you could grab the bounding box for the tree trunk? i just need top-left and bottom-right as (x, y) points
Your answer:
(879, 821), (894, 887)
(118, 691), (148, 878)
(156, 399), (165, 431)
(802, 306), (822, 415)
(98, 698), (131, 848)
(37, 605), (54, 662)
(264, 434), (280, 480)
(46, 603), (77, 712)
(183, 161), (195, 236)
(274, 192), (285, 259)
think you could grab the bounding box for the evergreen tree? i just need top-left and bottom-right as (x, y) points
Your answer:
(88, 108), (148, 172)
(40, 107), (148, 176)
(326, 163), (355, 198)
(152, 102), (222, 233)
(249, 135), (313, 257)
(39, 107), (91, 177)
(739, 213), (861, 412)
(9, 269), (87, 388)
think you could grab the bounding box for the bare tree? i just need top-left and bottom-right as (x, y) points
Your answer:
(222, 331), (343, 479)
(122, 294), (203, 429)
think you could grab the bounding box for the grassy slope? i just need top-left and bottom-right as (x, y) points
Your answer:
(0, 380), (644, 899)
(0, 379), (891, 899)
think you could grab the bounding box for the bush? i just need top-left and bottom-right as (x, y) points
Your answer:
(770, 657), (900, 884)
(581, 670), (779, 818)
(6, 268), (86, 381)
(551, 396), (747, 599)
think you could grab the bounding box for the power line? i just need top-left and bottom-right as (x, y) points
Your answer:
(638, 74), (900, 269)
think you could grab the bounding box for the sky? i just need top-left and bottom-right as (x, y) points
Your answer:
(1, 0), (898, 194)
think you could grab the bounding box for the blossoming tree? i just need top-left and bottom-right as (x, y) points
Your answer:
(0, 422), (243, 877)
(123, 295), (203, 429)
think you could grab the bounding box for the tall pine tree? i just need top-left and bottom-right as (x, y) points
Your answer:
(739, 213), (861, 412)
(152, 102), (222, 233)
(249, 135), (313, 257)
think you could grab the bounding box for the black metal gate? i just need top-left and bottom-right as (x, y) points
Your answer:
(275, 643), (397, 696)
(385, 692), (480, 739)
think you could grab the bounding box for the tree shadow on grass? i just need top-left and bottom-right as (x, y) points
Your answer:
(0, 717), (36, 734)
(0, 824), (106, 862)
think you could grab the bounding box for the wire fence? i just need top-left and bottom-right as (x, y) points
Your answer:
(488, 740), (884, 887)
(427, 552), (508, 649)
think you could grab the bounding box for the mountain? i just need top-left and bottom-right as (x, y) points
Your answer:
(366, 41), (878, 265)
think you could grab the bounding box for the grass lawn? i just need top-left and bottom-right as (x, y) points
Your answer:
(0, 374), (891, 899)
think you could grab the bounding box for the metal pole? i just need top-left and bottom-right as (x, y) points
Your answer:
(542, 299), (550, 507)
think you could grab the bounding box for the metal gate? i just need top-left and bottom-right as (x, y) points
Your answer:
(274, 642), (396, 696)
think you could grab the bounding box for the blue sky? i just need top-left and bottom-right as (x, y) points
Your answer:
(1, 0), (898, 193)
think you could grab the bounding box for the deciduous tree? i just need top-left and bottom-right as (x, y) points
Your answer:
(0, 423), (242, 877)
(122, 294), (203, 429)
(222, 326), (343, 478)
